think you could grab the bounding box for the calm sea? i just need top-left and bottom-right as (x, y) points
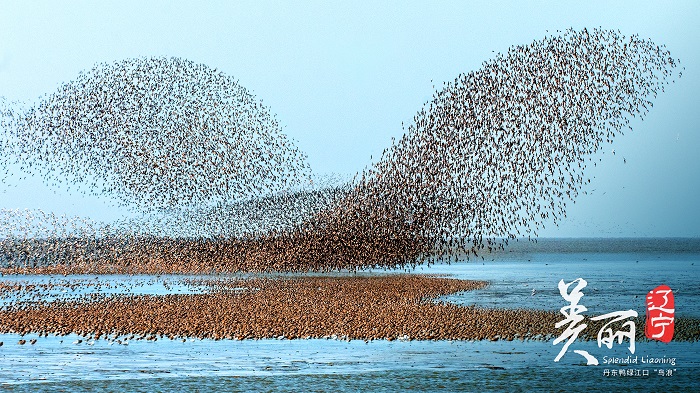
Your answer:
(1, 238), (698, 392)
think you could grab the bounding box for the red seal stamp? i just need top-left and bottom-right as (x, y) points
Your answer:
(645, 285), (674, 343)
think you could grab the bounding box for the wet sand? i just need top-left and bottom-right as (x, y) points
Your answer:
(1, 275), (698, 342)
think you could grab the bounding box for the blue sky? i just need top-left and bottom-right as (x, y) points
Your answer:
(0, 0), (698, 237)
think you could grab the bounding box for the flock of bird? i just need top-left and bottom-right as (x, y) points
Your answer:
(0, 274), (611, 343)
(1, 57), (311, 210)
(0, 28), (681, 273)
(3, 275), (698, 343)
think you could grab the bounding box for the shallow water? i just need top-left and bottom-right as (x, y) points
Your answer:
(0, 334), (700, 391)
(1, 334), (697, 391)
(434, 248), (700, 317)
(0, 238), (698, 391)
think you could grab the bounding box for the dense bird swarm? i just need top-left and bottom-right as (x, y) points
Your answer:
(1, 57), (311, 210)
(0, 28), (682, 273)
(1, 276), (698, 342)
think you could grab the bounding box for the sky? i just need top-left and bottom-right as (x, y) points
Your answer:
(0, 0), (698, 237)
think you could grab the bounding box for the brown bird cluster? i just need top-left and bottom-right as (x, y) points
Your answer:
(1, 275), (698, 343)
(0, 28), (681, 274)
